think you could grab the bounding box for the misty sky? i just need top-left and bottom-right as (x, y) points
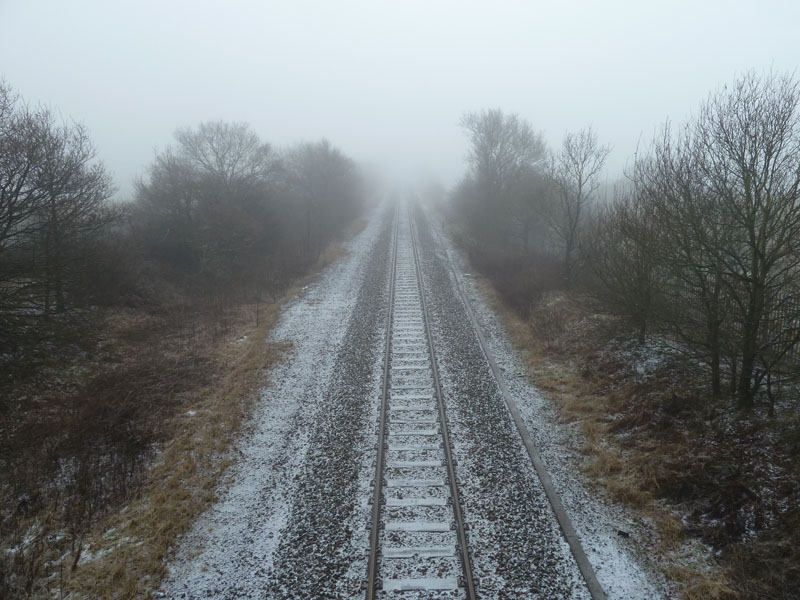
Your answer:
(2, 0), (799, 199)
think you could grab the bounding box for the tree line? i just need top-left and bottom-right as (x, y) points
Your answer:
(0, 81), (365, 368)
(0, 82), (115, 357)
(449, 71), (800, 409)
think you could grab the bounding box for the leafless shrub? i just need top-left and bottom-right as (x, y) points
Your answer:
(529, 297), (572, 345)
(548, 127), (611, 284)
(581, 176), (663, 345)
(0, 349), (212, 588)
(467, 247), (561, 318)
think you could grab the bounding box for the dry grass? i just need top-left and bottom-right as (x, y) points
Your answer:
(471, 275), (733, 599)
(0, 219), (368, 599)
(60, 303), (287, 599)
(317, 241), (346, 268)
(346, 217), (368, 238)
(665, 565), (737, 600)
(298, 217), (365, 284)
(58, 229), (361, 598)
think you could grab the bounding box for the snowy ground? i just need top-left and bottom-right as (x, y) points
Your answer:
(158, 201), (666, 599)
(158, 204), (391, 599)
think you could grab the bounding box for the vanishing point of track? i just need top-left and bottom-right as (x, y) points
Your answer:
(364, 207), (477, 598)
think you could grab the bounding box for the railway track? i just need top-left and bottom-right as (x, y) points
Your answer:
(364, 207), (477, 598)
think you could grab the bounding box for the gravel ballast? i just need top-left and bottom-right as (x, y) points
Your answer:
(412, 206), (588, 599)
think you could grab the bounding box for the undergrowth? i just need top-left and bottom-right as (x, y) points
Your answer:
(471, 276), (800, 600)
(0, 227), (358, 599)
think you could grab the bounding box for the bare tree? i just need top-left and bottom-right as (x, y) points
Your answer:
(549, 127), (611, 284)
(0, 83), (46, 337)
(133, 149), (202, 268)
(0, 83), (116, 353)
(583, 175), (662, 345)
(287, 139), (362, 259)
(508, 168), (553, 253)
(694, 72), (800, 408)
(460, 109), (547, 195)
(642, 72), (800, 407)
(134, 126), (364, 306)
(640, 123), (737, 397)
(134, 121), (280, 280)
(0, 83), (36, 251)
(174, 121), (274, 191)
(458, 109), (548, 247)
(35, 117), (115, 314)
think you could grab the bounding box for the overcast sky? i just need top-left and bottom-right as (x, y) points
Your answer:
(2, 0), (799, 199)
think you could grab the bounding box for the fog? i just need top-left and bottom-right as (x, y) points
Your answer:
(2, 0), (799, 198)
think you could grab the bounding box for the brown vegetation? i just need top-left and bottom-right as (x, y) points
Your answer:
(0, 233), (354, 599)
(61, 303), (287, 599)
(0, 295), (278, 598)
(473, 277), (800, 599)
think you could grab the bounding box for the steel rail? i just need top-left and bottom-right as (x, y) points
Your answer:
(408, 206), (477, 600)
(365, 205), (477, 598)
(365, 206), (399, 600)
